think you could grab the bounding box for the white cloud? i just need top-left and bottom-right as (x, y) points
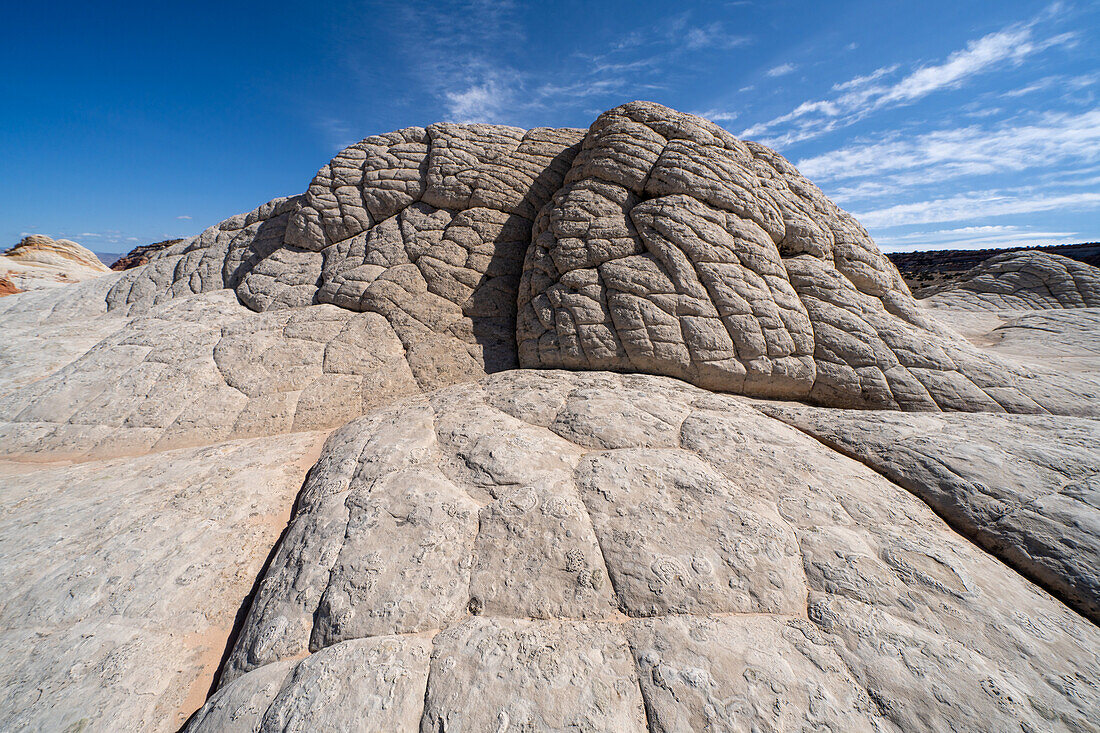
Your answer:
(797, 109), (1100, 182)
(877, 28), (1048, 105)
(691, 108), (739, 123)
(445, 77), (514, 123)
(855, 190), (1100, 229)
(741, 20), (1077, 147)
(684, 23), (750, 50)
(176, 215), (192, 220)
(875, 225), (1080, 252)
(766, 63), (796, 77)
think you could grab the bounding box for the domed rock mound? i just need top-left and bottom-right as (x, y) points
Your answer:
(15, 102), (1099, 421)
(1, 235), (111, 291)
(187, 370), (1100, 732)
(516, 103), (1093, 412)
(927, 250), (1100, 311)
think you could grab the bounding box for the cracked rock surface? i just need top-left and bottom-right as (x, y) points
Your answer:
(0, 431), (328, 731)
(515, 103), (1094, 414)
(1, 101), (1099, 732)
(195, 370), (1100, 733)
(49, 100), (1094, 415)
(0, 289), (418, 460)
(927, 251), (1100, 311)
(759, 403), (1100, 624)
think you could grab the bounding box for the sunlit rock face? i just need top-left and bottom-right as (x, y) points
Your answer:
(1, 234), (111, 291)
(927, 250), (1100, 310)
(3, 101), (1100, 732)
(191, 370), (1100, 733)
(96, 101), (1096, 414)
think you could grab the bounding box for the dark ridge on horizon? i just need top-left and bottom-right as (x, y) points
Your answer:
(888, 242), (1100, 296)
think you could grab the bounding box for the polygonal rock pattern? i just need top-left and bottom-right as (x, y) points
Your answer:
(60, 101), (1092, 415)
(105, 124), (585, 387)
(927, 250), (1100, 311)
(759, 403), (1100, 623)
(0, 431), (327, 732)
(192, 370), (1100, 732)
(0, 289), (417, 460)
(516, 102), (1096, 413)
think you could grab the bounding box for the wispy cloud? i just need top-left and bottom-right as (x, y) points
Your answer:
(874, 224), (1079, 252)
(685, 22), (750, 50)
(797, 109), (1100, 182)
(741, 19), (1077, 147)
(315, 117), (357, 151)
(381, 4), (754, 125)
(690, 108), (739, 123)
(176, 215), (192, 220)
(855, 190), (1100, 229)
(766, 63), (796, 77)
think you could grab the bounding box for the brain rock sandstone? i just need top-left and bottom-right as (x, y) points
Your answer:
(1, 102), (1099, 732)
(927, 250), (1100, 311)
(91, 101), (1094, 415)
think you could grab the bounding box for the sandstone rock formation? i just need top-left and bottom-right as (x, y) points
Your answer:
(1, 102), (1098, 731)
(927, 250), (1100, 310)
(760, 403), (1100, 623)
(110, 238), (184, 271)
(0, 431), (328, 731)
(1, 234), (111, 291)
(191, 370), (1100, 732)
(0, 274), (19, 296)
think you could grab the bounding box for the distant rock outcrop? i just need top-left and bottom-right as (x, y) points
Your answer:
(0, 274), (19, 297)
(927, 250), (1100, 310)
(110, 239), (184, 271)
(1, 235), (111, 291)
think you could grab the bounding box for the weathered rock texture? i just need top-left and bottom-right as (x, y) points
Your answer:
(192, 370), (1100, 732)
(40, 101), (1086, 415)
(759, 404), (1100, 623)
(0, 431), (327, 731)
(0, 289), (418, 460)
(0, 274), (19, 296)
(512, 104), (1098, 414)
(2, 102), (1099, 732)
(110, 238), (184, 271)
(927, 250), (1100, 310)
(1, 234), (111, 291)
(102, 123), (586, 387)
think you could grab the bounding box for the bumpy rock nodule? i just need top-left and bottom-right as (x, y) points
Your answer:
(87, 101), (1095, 414)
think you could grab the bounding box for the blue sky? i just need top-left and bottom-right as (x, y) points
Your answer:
(3, 0), (1098, 254)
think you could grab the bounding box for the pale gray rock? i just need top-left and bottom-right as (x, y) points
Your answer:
(0, 289), (417, 459)
(927, 250), (1100, 311)
(421, 617), (649, 732)
(630, 615), (882, 731)
(4, 102), (1100, 733)
(1, 234), (111, 291)
(199, 370), (1100, 732)
(0, 431), (327, 732)
(184, 635), (431, 732)
(756, 403), (1100, 623)
(516, 102), (1094, 414)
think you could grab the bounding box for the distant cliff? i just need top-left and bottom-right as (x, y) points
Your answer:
(888, 242), (1100, 296)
